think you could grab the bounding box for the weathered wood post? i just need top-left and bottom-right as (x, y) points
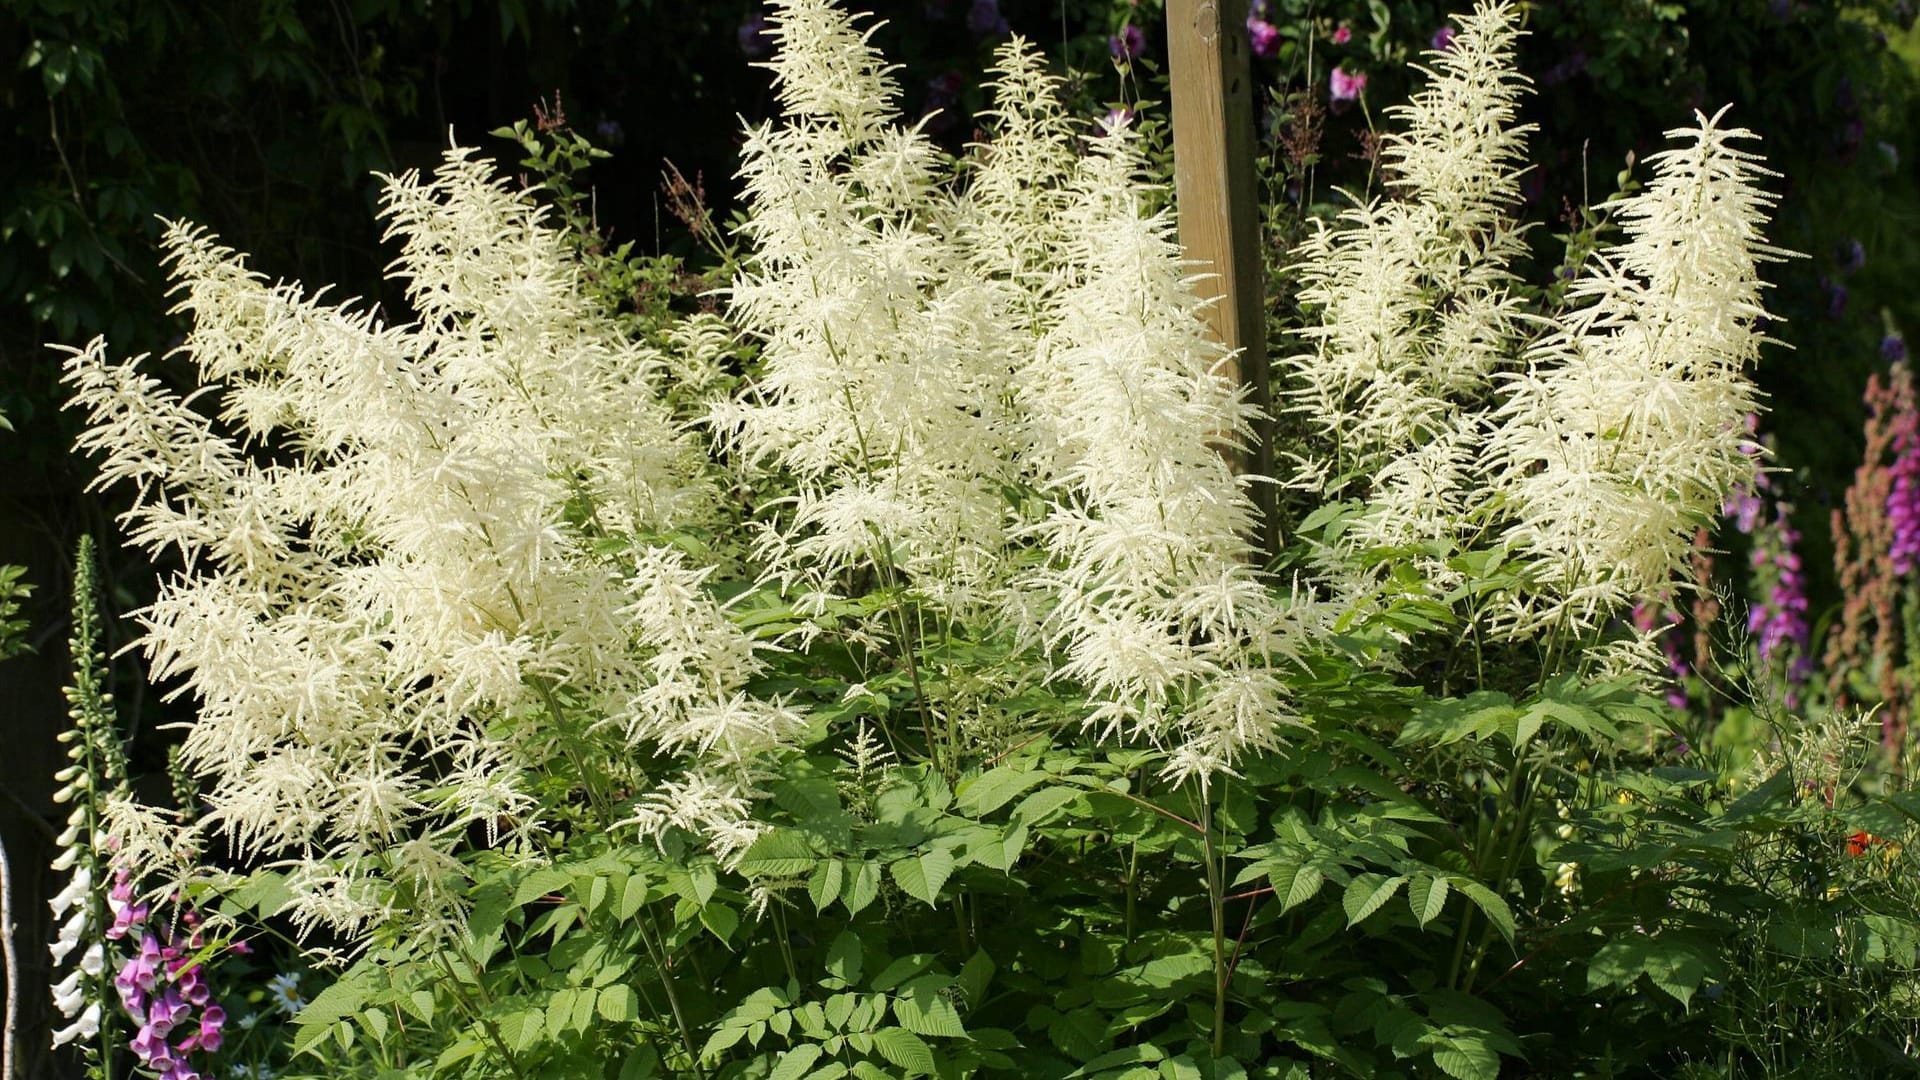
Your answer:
(1165, 0), (1274, 553)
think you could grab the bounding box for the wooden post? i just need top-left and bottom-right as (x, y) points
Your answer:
(1165, 0), (1274, 551)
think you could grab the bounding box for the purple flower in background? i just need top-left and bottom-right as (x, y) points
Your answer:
(1111, 24), (1146, 61)
(1726, 484), (1766, 534)
(738, 9), (772, 58)
(1102, 107), (1136, 132)
(594, 119), (626, 147)
(921, 70), (965, 134)
(1884, 334), (1909, 364)
(967, 0), (1009, 37)
(1836, 237), (1865, 274)
(1748, 504), (1811, 683)
(1890, 422), (1920, 575)
(1540, 51), (1588, 86)
(1634, 601), (1691, 711)
(1821, 275), (1849, 319)
(1330, 66), (1367, 102)
(1248, 16), (1280, 59)
(1432, 25), (1457, 51)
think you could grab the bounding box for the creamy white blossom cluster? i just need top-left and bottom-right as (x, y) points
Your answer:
(1285, 1), (1534, 582)
(1490, 107), (1785, 634)
(1021, 124), (1312, 782)
(1287, 1), (1783, 656)
(714, 0), (1021, 617)
(720, 0), (1310, 782)
(63, 150), (797, 943)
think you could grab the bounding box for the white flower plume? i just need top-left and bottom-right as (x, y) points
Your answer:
(62, 145), (790, 943)
(1283, 1), (1533, 592)
(1490, 106), (1788, 633)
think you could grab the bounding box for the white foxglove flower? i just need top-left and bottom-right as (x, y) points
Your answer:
(46, 538), (128, 1065)
(51, 1002), (101, 1048)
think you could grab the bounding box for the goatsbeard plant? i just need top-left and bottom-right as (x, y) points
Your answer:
(62, 147), (803, 951)
(48, 0), (1832, 1076)
(716, 0), (1314, 786)
(1286, 0), (1785, 685)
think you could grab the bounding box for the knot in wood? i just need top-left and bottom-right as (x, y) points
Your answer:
(1194, 0), (1220, 45)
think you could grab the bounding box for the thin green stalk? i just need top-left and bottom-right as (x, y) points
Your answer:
(635, 914), (708, 1080)
(1196, 781), (1229, 1060)
(770, 902), (800, 987)
(431, 950), (532, 1080)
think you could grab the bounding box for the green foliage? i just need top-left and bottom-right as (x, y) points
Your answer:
(49, 5), (1920, 1080)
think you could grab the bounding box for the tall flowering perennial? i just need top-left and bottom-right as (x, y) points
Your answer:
(716, 0), (1021, 617)
(1889, 404), (1920, 576)
(62, 147), (799, 947)
(1828, 358), (1919, 750)
(48, 537), (124, 1075)
(111, 905), (229, 1080)
(1016, 119), (1309, 781)
(720, 0), (1310, 782)
(1490, 106), (1786, 636)
(1748, 502), (1812, 685)
(1285, 2), (1534, 591)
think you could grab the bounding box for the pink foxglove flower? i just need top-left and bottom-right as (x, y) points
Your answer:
(1248, 16), (1280, 59)
(1330, 66), (1367, 101)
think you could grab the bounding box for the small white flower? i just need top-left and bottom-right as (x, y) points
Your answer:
(266, 971), (306, 1016)
(51, 1002), (101, 1048)
(48, 864), (90, 918)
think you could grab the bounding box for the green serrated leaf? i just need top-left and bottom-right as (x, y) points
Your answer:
(700, 903), (739, 943)
(497, 1008), (543, 1053)
(958, 765), (1047, 816)
(1271, 860), (1326, 914)
(1429, 1035), (1499, 1080)
(1451, 879), (1515, 946)
(599, 984), (640, 1023)
(843, 860), (881, 916)
(513, 868), (573, 908)
(893, 977), (967, 1038)
(572, 983), (598, 1032)
(291, 974), (369, 1054)
(956, 950), (994, 1008)
(826, 932), (864, 986)
(1343, 873), (1407, 927)
(870, 1027), (938, 1075)
(1408, 874), (1449, 928)
(890, 849), (955, 906)
(809, 859), (844, 912)
(769, 1044), (823, 1080)
(616, 872), (650, 921)
(1012, 786), (1080, 825)
(547, 990), (574, 1041)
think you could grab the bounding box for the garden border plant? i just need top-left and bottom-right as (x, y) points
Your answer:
(40, 2), (1920, 1077)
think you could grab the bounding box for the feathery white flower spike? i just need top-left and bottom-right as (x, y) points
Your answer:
(1284, 1), (1533, 602)
(1490, 106), (1788, 635)
(62, 144), (779, 945)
